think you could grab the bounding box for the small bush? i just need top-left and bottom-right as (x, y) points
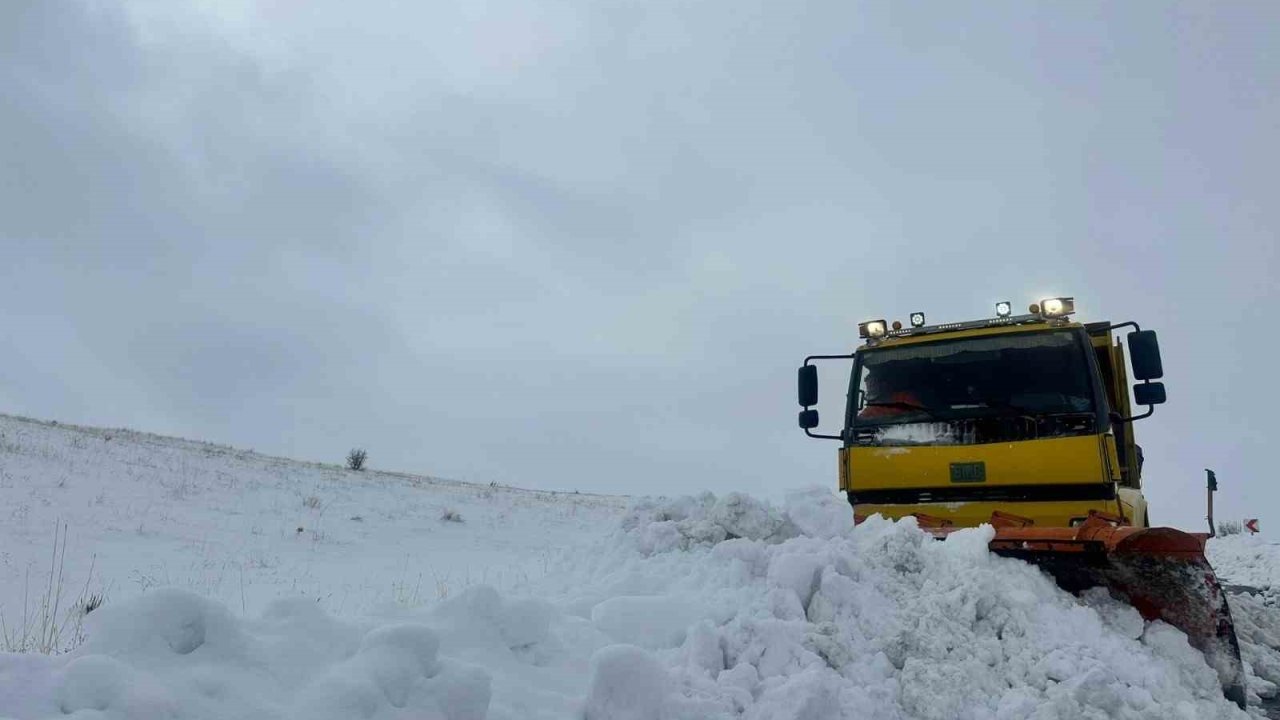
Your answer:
(346, 448), (367, 471)
(1, 521), (105, 654)
(303, 495), (322, 509)
(83, 593), (105, 615)
(1218, 520), (1243, 537)
(440, 508), (464, 523)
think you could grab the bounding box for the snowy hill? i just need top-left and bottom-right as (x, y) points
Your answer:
(0, 414), (626, 622)
(1, 413), (1278, 719)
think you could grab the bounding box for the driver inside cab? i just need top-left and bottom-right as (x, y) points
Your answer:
(858, 368), (926, 420)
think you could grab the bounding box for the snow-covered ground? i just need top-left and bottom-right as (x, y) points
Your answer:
(1, 413), (1278, 719)
(1212, 536), (1280, 597)
(0, 414), (625, 623)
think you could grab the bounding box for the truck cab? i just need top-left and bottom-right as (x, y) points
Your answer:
(798, 299), (1167, 529)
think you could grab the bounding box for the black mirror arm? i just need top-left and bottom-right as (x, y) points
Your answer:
(804, 353), (857, 364)
(1110, 406), (1155, 424)
(804, 428), (844, 441)
(1104, 321), (1142, 333)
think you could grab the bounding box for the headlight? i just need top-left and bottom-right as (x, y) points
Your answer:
(909, 312), (926, 328)
(995, 301), (1012, 318)
(1039, 297), (1075, 317)
(858, 319), (888, 339)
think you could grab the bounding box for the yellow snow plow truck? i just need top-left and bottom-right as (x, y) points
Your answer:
(796, 298), (1245, 707)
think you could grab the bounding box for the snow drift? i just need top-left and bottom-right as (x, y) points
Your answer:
(4, 487), (1277, 719)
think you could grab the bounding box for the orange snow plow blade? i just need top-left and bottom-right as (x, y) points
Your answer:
(921, 512), (1246, 708)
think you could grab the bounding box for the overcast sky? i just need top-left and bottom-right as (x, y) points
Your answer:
(3, 1), (1277, 531)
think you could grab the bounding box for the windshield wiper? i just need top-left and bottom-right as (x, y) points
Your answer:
(972, 399), (1041, 417)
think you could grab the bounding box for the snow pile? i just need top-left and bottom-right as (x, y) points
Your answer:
(1210, 535), (1280, 595)
(0, 589), (489, 720)
(617, 488), (859, 555)
(1207, 535), (1280, 707)
(0, 478), (1274, 718)
(619, 492), (798, 554)
(1231, 592), (1280, 708)
(558, 488), (1250, 719)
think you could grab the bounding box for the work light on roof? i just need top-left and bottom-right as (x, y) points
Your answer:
(858, 319), (888, 339)
(995, 301), (1012, 318)
(1039, 297), (1075, 318)
(909, 312), (926, 328)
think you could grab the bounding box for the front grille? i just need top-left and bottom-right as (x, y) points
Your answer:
(849, 483), (1116, 505)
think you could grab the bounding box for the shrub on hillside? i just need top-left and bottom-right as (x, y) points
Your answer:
(346, 448), (367, 471)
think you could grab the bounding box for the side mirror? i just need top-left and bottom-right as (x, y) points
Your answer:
(798, 365), (818, 407)
(794, 354), (853, 440)
(1133, 382), (1166, 406)
(1128, 330), (1164, 381)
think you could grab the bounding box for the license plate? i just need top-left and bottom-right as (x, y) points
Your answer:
(950, 462), (986, 483)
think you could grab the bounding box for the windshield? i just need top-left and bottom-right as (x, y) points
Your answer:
(848, 330), (1098, 445)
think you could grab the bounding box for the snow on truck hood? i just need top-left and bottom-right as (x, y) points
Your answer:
(3, 487), (1274, 720)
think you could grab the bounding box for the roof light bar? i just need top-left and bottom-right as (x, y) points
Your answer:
(859, 296), (1076, 342)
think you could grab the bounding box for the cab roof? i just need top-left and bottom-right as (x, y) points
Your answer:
(866, 314), (1083, 349)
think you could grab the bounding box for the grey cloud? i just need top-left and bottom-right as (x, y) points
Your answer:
(2, 0), (1278, 530)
